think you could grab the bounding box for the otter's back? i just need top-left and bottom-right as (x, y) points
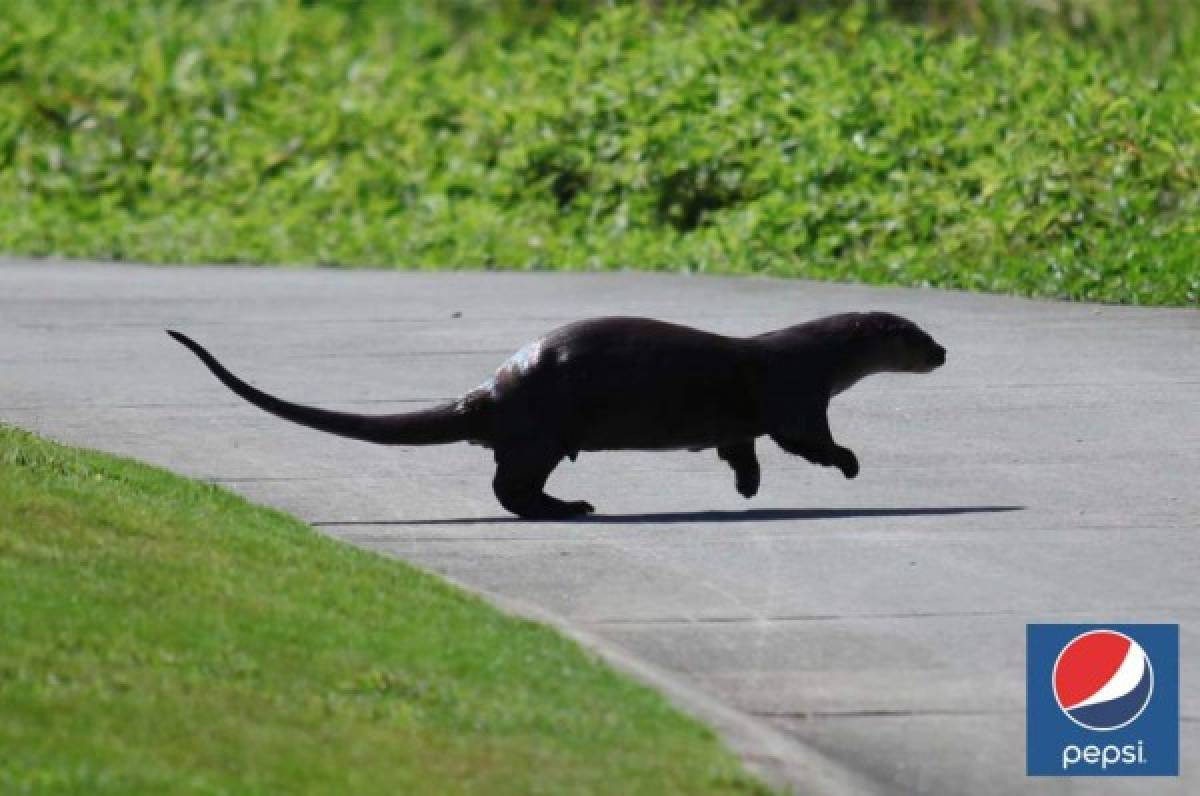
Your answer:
(519, 317), (765, 451)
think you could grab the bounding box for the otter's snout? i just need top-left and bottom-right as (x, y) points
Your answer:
(911, 340), (946, 372)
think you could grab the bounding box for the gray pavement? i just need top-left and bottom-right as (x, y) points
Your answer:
(2, 259), (1197, 794)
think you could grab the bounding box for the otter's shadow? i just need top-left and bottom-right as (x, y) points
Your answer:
(578, 505), (1023, 524)
(329, 505), (1024, 527)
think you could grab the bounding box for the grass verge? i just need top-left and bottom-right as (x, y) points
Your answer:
(0, 425), (766, 795)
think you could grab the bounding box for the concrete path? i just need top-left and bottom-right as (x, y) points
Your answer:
(2, 260), (1197, 794)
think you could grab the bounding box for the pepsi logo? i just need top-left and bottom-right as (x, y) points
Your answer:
(1053, 629), (1154, 732)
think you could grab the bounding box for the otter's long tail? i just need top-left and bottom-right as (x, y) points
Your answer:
(167, 331), (475, 445)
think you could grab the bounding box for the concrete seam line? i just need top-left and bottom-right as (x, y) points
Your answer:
(426, 567), (887, 796)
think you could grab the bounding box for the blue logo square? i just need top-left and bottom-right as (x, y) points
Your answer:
(1027, 623), (1178, 776)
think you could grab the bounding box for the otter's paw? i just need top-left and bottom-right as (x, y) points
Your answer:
(565, 500), (596, 517)
(836, 449), (859, 479)
(735, 472), (760, 499)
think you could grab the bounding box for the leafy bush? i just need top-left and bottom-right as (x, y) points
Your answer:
(1, 1), (1196, 304)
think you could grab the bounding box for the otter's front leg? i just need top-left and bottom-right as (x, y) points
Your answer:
(771, 414), (858, 479)
(717, 440), (760, 498)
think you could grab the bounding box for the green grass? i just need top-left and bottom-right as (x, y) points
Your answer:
(0, 425), (766, 795)
(1, 1), (1197, 304)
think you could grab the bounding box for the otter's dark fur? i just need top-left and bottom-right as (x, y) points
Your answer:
(168, 312), (945, 519)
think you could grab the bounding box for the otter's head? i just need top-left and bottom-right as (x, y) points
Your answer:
(858, 312), (946, 374)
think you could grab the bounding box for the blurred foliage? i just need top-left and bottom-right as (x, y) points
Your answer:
(392, 0), (1200, 67)
(0, 0), (1196, 304)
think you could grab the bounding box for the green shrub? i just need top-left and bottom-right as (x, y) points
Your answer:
(1, 1), (1196, 304)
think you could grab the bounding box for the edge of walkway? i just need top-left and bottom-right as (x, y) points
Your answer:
(423, 564), (887, 796)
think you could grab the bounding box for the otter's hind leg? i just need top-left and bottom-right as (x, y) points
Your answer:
(717, 440), (760, 498)
(493, 442), (595, 520)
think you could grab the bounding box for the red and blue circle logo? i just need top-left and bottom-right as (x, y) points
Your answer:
(1052, 629), (1154, 732)
(1028, 623), (1178, 777)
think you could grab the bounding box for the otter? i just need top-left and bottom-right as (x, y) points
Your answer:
(167, 312), (945, 519)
